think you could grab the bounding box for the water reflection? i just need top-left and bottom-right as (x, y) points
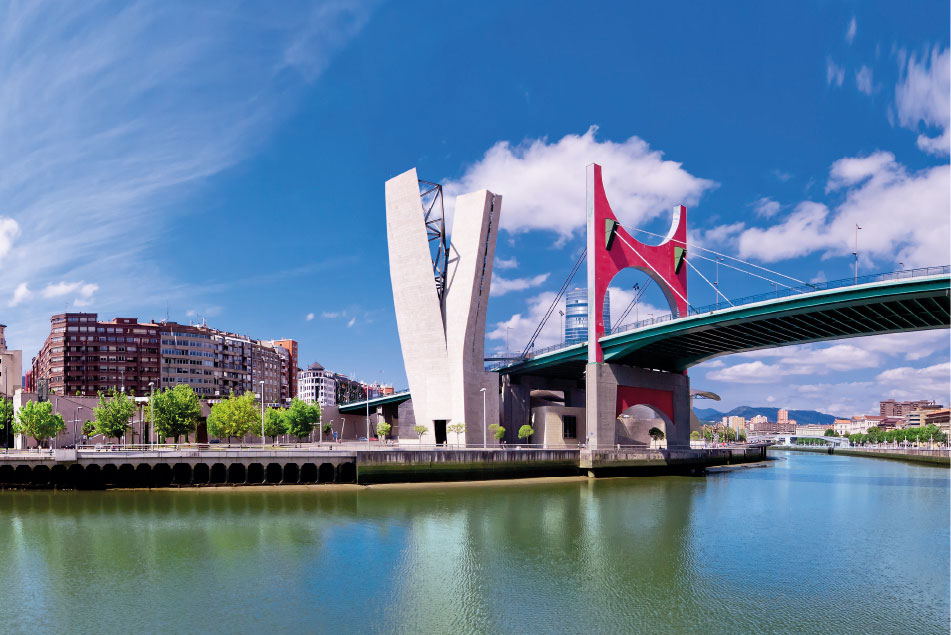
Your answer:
(0, 453), (947, 634)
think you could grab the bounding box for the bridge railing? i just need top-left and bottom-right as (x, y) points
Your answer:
(494, 265), (950, 365)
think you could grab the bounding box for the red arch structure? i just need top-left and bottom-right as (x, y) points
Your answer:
(585, 163), (688, 363)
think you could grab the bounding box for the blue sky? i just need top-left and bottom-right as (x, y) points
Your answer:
(1, 1), (948, 416)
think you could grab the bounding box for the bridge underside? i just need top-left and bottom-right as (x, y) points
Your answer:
(502, 275), (951, 379)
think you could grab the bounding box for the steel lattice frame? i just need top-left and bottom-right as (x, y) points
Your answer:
(418, 179), (449, 306)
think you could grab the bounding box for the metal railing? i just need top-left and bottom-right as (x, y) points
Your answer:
(489, 265), (950, 367)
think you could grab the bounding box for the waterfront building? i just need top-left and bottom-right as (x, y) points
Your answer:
(721, 415), (746, 434)
(880, 399), (943, 417)
(565, 287), (611, 345)
(795, 423), (829, 436)
(298, 362), (338, 407)
(0, 324), (23, 399)
(833, 418), (852, 435)
(271, 339), (299, 399)
(907, 408), (950, 431)
(32, 313), (159, 397)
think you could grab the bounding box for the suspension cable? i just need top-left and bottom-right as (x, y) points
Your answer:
(614, 233), (694, 311)
(684, 257), (734, 307)
(612, 281), (652, 332)
(520, 247), (586, 357)
(690, 252), (799, 290)
(623, 225), (809, 286)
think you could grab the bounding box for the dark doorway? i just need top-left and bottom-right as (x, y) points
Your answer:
(434, 420), (447, 446)
(196, 420), (209, 444)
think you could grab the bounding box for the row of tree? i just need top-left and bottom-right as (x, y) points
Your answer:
(691, 425), (747, 443)
(828, 425), (948, 446)
(2, 385), (325, 447)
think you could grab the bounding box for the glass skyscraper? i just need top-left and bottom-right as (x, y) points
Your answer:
(564, 288), (610, 345)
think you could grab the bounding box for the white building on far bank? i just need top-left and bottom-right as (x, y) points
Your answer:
(298, 362), (337, 407)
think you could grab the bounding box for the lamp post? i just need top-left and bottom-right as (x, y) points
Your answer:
(558, 310), (565, 345)
(148, 382), (154, 448)
(853, 224), (862, 283)
(480, 387), (487, 449)
(365, 384), (370, 449)
(77, 406), (83, 448)
(259, 380), (265, 447)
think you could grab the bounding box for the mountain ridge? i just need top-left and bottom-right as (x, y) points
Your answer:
(693, 406), (838, 426)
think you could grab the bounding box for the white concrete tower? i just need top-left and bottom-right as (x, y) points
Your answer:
(385, 168), (502, 445)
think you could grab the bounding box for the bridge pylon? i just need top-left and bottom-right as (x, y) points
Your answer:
(584, 163), (691, 449)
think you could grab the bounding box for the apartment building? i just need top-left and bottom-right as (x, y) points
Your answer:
(0, 324), (23, 399)
(298, 362), (337, 407)
(880, 399), (943, 417)
(272, 339), (298, 399)
(32, 313), (160, 397)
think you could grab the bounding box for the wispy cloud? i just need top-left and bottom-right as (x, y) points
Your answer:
(306, 312), (315, 321)
(491, 273), (550, 297)
(0, 1), (375, 355)
(826, 57), (845, 87)
(845, 17), (857, 45)
(895, 46), (950, 156)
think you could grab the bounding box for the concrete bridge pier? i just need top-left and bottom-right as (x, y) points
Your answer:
(585, 363), (691, 449)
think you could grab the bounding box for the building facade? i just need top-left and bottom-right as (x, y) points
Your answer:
(272, 339), (299, 399)
(0, 324), (23, 399)
(32, 313), (160, 397)
(565, 288), (611, 345)
(880, 399), (943, 417)
(298, 362), (337, 407)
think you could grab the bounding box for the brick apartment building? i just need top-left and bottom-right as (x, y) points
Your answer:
(32, 313), (297, 404)
(880, 399), (943, 417)
(272, 339), (298, 399)
(32, 313), (160, 397)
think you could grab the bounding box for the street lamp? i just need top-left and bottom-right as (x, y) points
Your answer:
(76, 406), (83, 448)
(149, 382), (154, 448)
(853, 224), (862, 283)
(259, 380), (265, 447)
(480, 387), (487, 449)
(558, 310), (565, 345)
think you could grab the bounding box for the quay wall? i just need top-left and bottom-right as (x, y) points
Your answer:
(1, 445), (771, 489)
(769, 446), (949, 466)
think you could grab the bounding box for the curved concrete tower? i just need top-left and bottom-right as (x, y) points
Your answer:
(385, 168), (502, 445)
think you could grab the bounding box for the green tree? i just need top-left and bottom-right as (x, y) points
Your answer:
(413, 424), (428, 445)
(447, 422), (466, 446)
(824, 428), (836, 436)
(376, 421), (392, 441)
(689, 430), (701, 441)
(14, 400), (65, 447)
(262, 408), (287, 443)
(0, 397), (12, 435)
(648, 426), (665, 446)
(518, 424), (534, 442)
(81, 420), (96, 437)
(207, 391), (260, 443)
(284, 398), (321, 440)
(149, 384), (201, 444)
(489, 423), (505, 442)
(93, 389), (136, 443)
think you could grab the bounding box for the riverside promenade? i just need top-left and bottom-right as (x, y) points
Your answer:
(0, 444), (767, 488)
(769, 445), (949, 466)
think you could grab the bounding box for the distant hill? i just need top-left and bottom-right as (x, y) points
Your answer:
(693, 406), (838, 426)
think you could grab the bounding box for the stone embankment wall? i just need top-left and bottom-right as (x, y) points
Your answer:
(769, 446), (950, 466)
(0, 445), (772, 489)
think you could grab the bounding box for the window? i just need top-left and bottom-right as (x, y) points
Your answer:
(563, 415), (577, 439)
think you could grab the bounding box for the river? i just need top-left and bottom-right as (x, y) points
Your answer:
(0, 450), (947, 633)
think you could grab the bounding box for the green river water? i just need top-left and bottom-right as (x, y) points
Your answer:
(1, 450), (947, 634)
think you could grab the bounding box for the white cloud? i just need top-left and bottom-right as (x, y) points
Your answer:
(772, 169), (793, 182)
(73, 283), (98, 307)
(322, 311), (345, 319)
(443, 127), (716, 241)
(846, 17), (857, 44)
(0, 218), (19, 259)
(0, 3), (375, 356)
(876, 361), (950, 395)
(346, 317), (356, 328)
(306, 312), (315, 321)
(751, 197), (780, 218)
(9, 282), (31, 307)
(707, 361), (793, 384)
(827, 58), (845, 87)
(735, 152), (949, 267)
(855, 65), (876, 95)
(895, 46), (950, 156)
(491, 273), (550, 297)
(495, 256), (519, 270)
(186, 310), (197, 317)
(41, 281), (82, 298)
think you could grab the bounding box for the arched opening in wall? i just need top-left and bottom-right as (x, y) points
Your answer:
(247, 463), (264, 484)
(318, 463), (335, 483)
(0, 464), (14, 485)
(227, 463), (246, 484)
(282, 463), (299, 484)
(172, 463), (192, 486)
(101, 464), (118, 486)
(116, 464), (136, 487)
(82, 464), (103, 489)
(265, 463), (282, 484)
(134, 464), (152, 487)
(192, 463), (210, 485)
(31, 465), (51, 487)
(50, 464), (68, 488)
(300, 463), (318, 483)
(210, 463), (227, 484)
(337, 462), (356, 483)
(66, 464), (84, 488)
(616, 404), (671, 448)
(151, 463), (173, 488)
(14, 465), (33, 486)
